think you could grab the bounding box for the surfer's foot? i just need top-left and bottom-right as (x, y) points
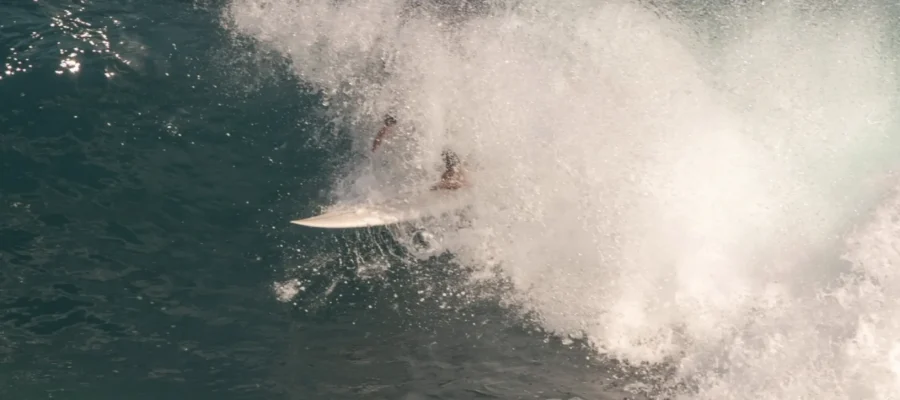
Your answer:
(430, 181), (463, 191)
(431, 169), (466, 191)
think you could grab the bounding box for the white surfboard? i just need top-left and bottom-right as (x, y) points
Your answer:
(290, 189), (472, 229)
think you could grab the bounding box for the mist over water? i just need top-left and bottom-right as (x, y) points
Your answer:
(225, 0), (900, 398)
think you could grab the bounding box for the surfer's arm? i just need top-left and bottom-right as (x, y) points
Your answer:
(372, 125), (391, 151)
(372, 115), (397, 152)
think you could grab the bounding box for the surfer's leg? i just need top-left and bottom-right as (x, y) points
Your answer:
(442, 149), (461, 171)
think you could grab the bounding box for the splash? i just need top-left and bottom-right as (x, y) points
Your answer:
(225, 0), (900, 398)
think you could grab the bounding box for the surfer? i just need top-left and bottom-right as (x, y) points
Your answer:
(371, 114), (467, 191)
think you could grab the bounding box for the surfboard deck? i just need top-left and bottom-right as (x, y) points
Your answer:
(290, 189), (472, 229)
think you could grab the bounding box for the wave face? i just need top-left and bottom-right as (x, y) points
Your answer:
(225, 0), (900, 398)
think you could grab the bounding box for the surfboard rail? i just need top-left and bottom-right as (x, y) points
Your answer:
(290, 189), (472, 229)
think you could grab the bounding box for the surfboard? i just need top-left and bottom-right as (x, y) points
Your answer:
(290, 189), (472, 229)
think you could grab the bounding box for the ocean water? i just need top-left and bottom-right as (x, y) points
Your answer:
(3, 0), (900, 399)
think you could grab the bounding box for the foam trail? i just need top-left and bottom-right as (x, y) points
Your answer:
(225, 0), (900, 398)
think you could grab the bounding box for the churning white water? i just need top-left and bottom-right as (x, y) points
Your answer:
(225, 0), (900, 398)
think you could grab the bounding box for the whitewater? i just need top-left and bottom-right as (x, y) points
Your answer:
(224, 0), (900, 398)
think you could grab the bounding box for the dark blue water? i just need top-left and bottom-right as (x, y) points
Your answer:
(0, 1), (637, 399)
